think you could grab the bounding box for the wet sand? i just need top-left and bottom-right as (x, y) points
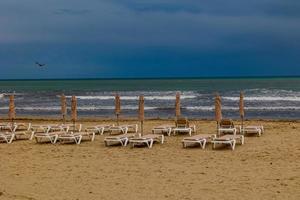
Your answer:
(0, 119), (299, 200)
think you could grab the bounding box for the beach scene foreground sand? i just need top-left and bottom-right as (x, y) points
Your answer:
(0, 119), (299, 200)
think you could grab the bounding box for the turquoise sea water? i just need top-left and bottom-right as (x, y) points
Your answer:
(0, 77), (300, 119)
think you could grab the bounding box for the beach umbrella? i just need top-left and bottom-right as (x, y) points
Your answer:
(115, 93), (121, 125)
(138, 95), (145, 135)
(71, 95), (77, 131)
(215, 93), (222, 132)
(239, 91), (245, 133)
(8, 94), (16, 124)
(175, 92), (181, 118)
(61, 94), (67, 124)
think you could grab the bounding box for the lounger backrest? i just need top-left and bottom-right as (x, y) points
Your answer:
(15, 123), (29, 131)
(175, 117), (189, 128)
(220, 119), (234, 128)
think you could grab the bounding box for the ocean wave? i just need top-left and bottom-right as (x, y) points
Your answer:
(223, 96), (300, 102)
(0, 106), (158, 111)
(186, 106), (300, 111)
(64, 95), (197, 100)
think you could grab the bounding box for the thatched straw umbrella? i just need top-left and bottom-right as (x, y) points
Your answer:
(8, 94), (16, 125)
(115, 94), (121, 125)
(71, 96), (77, 131)
(61, 94), (67, 124)
(215, 93), (222, 133)
(239, 91), (245, 133)
(138, 95), (145, 135)
(175, 92), (181, 118)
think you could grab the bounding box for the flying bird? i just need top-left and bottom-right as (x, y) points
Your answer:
(35, 62), (46, 67)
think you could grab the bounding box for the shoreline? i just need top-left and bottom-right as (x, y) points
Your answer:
(0, 116), (299, 123)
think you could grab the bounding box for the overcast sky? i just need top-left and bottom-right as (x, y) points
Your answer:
(0, 0), (300, 79)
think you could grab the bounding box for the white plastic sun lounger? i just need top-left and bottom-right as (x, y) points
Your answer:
(129, 134), (164, 148)
(240, 125), (264, 137)
(182, 134), (216, 149)
(104, 133), (136, 147)
(84, 124), (113, 135)
(34, 131), (62, 144)
(123, 124), (138, 133)
(13, 123), (33, 140)
(173, 117), (196, 136)
(57, 132), (83, 144)
(152, 125), (173, 136)
(76, 131), (95, 142)
(109, 125), (128, 135)
(0, 131), (15, 144)
(218, 119), (237, 136)
(211, 135), (244, 150)
(30, 125), (51, 140)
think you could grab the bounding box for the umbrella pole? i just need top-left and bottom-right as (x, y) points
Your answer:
(116, 114), (119, 126)
(73, 120), (75, 132)
(241, 117), (244, 135)
(216, 121), (219, 136)
(141, 121), (144, 136)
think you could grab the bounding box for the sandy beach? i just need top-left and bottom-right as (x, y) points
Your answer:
(0, 119), (299, 200)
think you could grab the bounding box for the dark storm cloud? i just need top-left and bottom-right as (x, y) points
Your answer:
(0, 0), (300, 78)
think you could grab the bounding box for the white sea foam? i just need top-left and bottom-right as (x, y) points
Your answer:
(0, 106), (158, 111)
(186, 106), (300, 111)
(223, 96), (300, 102)
(65, 95), (196, 100)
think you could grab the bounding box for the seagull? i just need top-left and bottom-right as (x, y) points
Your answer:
(35, 62), (46, 67)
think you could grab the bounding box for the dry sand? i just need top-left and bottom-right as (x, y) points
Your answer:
(0, 119), (300, 200)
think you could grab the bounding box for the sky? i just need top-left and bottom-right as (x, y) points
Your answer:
(0, 0), (300, 79)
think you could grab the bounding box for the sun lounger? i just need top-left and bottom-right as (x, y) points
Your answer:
(211, 134), (244, 150)
(13, 123), (33, 140)
(34, 131), (62, 144)
(76, 131), (95, 142)
(84, 124), (113, 135)
(57, 132), (83, 144)
(182, 134), (216, 149)
(109, 125), (128, 135)
(30, 125), (51, 140)
(123, 124), (138, 133)
(0, 131), (15, 144)
(59, 123), (82, 133)
(173, 117), (195, 136)
(218, 119), (237, 136)
(152, 125), (173, 136)
(129, 134), (164, 148)
(104, 133), (136, 146)
(240, 125), (264, 137)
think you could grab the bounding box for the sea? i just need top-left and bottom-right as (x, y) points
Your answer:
(0, 77), (300, 120)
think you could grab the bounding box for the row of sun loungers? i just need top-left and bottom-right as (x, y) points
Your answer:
(0, 119), (264, 150)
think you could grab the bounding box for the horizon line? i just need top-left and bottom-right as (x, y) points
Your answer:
(0, 75), (300, 81)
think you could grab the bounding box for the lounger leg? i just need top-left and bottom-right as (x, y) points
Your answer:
(231, 140), (236, 150)
(53, 135), (58, 144)
(91, 132), (95, 141)
(29, 131), (35, 140)
(189, 129), (192, 136)
(76, 136), (82, 144)
(241, 136), (245, 145)
(258, 130), (261, 137)
(149, 139), (153, 148)
(8, 134), (15, 144)
(167, 128), (171, 136)
(124, 138), (129, 146)
(202, 139), (207, 149)
(161, 135), (164, 144)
